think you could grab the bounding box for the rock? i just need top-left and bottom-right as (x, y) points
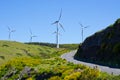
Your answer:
(75, 18), (120, 67)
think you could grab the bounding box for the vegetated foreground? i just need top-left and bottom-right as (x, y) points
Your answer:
(75, 18), (120, 68)
(0, 41), (120, 80)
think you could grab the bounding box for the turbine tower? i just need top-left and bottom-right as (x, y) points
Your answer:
(52, 31), (62, 44)
(52, 9), (65, 48)
(79, 23), (89, 43)
(7, 26), (16, 40)
(29, 29), (37, 42)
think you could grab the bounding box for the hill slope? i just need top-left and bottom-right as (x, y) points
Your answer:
(25, 42), (79, 50)
(0, 40), (65, 65)
(75, 18), (120, 67)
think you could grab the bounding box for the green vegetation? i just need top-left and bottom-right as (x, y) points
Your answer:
(114, 18), (120, 24)
(113, 43), (120, 54)
(0, 40), (120, 80)
(25, 42), (79, 50)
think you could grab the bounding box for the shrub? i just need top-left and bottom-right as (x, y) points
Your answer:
(27, 77), (33, 80)
(113, 43), (120, 54)
(62, 69), (74, 78)
(64, 72), (81, 80)
(0, 56), (5, 59)
(114, 18), (120, 24)
(49, 76), (61, 80)
(79, 68), (100, 80)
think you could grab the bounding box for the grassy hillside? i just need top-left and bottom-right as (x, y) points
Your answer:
(0, 40), (120, 80)
(0, 40), (62, 65)
(75, 18), (120, 67)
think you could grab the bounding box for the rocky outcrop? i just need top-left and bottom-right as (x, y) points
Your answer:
(82, 19), (120, 50)
(75, 18), (120, 67)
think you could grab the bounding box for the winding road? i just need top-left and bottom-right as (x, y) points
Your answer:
(61, 50), (120, 75)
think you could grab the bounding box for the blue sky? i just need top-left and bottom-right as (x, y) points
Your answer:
(0, 0), (120, 44)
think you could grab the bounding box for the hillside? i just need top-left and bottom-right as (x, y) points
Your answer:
(0, 41), (79, 65)
(0, 41), (71, 79)
(1, 40), (120, 80)
(0, 40), (61, 65)
(74, 18), (120, 67)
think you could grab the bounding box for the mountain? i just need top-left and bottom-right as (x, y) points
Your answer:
(74, 18), (120, 67)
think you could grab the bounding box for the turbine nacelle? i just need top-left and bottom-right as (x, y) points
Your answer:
(52, 21), (59, 24)
(11, 30), (16, 33)
(52, 31), (61, 36)
(79, 23), (89, 29)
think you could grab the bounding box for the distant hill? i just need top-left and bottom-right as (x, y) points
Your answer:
(25, 42), (79, 50)
(74, 18), (120, 67)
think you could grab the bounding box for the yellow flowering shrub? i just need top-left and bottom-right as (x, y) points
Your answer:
(64, 72), (81, 80)
(79, 68), (100, 80)
(49, 76), (61, 80)
(27, 77), (33, 80)
(62, 69), (74, 78)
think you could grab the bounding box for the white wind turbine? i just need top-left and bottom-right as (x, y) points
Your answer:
(79, 23), (89, 43)
(52, 9), (65, 48)
(7, 26), (16, 40)
(29, 29), (37, 42)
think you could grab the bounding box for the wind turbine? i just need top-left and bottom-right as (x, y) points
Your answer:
(7, 26), (16, 40)
(79, 23), (89, 43)
(52, 9), (65, 48)
(29, 29), (37, 42)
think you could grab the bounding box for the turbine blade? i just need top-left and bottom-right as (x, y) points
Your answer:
(52, 31), (57, 34)
(7, 26), (10, 31)
(59, 23), (65, 31)
(84, 26), (89, 28)
(32, 35), (37, 37)
(29, 29), (32, 35)
(79, 23), (83, 28)
(58, 9), (62, 21)
(52, 21), (58, 25)
(30, 37), (32, 42)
